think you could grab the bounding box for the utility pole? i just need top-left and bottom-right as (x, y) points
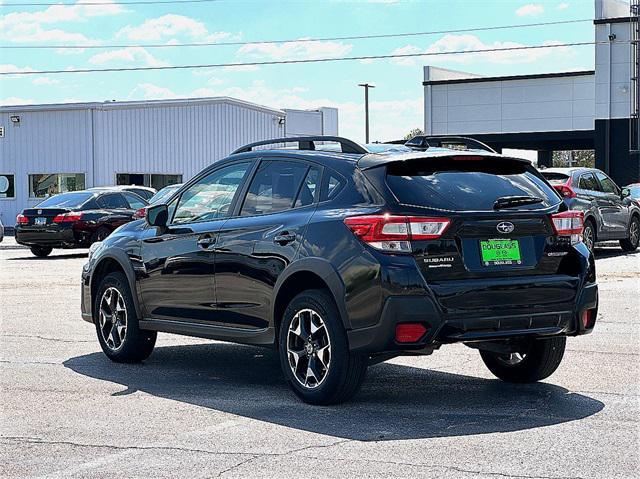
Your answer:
(358, 83), (375, 143)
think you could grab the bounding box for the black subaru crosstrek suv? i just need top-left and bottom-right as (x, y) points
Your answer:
(81, 136), (598, 404)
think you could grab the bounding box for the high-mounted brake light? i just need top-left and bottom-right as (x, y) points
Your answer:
(16, 214), (28, 225)
(344, 214), (450, 252)
(551, 210), (584, 245)
(53, 212), (83, 223)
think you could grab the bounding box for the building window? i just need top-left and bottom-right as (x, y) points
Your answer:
(29, 173), (85, 198)
(0, 174), (15, 199)
(116, 173), (183, 190)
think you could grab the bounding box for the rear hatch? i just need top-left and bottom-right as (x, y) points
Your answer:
(368, 155), (582, 319)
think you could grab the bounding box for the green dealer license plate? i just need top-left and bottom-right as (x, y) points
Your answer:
(480, 239), (522, 265)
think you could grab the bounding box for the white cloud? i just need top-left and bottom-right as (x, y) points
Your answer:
(237, 39), (352, 60)
(88, 47), (169, 67)
(557, 2), (570, 10)
(390, 44), (422, 67)
(0, 64), (35, 74)
(0, 0), (123, 44)
(32, 76), (60, 85)
(395, 34), (574, 65)
(117, 14), (232, 43)
(1, 96), (35, 106)
(127, 80), (421, 143)
(516, 4), (544, 16)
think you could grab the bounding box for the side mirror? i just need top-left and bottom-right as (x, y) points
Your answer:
(622, 187), (631, 198)
(146, 204), (168, 228)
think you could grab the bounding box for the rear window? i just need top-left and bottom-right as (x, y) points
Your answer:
(37, 192), (93, 208)
(541, 172), (570, 185)
(386, 158), (560, 211)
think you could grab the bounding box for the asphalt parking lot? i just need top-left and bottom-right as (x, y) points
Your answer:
(1, 237), (638, 479)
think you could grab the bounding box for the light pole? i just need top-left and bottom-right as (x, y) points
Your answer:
(358, 83), (375, 143)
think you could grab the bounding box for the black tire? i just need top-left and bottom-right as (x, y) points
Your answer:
(30, 246), (52, 257)
(278, 289), (368, 405)
(91, 226), (112, 244)
(620, 216), (639, 252)
(582, 219), (596, 253)
(94, 272), (156, 363)
(479, 336), (566, 383)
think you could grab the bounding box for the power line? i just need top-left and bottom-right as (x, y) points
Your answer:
(0, 41), (613, 76)
(0, 0), (224, 6)
(0, 19), (593, 50)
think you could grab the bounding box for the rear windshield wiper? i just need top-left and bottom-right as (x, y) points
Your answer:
(493, 195), (544, 210)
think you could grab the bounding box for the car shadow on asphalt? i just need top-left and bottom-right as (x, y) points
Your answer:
(64, 343), (604, 441)
(7, 253), (88, 260)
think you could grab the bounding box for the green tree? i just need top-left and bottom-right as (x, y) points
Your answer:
(552, 150), (595, 168)
(403, 128), (424, 140)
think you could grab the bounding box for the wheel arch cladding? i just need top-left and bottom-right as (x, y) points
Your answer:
(272, 259), (349, 337)
(91, 253), (141, 320)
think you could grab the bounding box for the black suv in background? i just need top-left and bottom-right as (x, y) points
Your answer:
(81, 136), (598, 404)
(16, 190), (148, 257)
(541, 168), (640, 252)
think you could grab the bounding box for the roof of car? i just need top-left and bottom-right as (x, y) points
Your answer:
(541, 167), (595, 174)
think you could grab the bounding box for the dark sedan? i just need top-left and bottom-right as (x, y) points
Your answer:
(15, 190), (148, 257)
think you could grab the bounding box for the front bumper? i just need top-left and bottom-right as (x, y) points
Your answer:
(348, 282), (598, 354)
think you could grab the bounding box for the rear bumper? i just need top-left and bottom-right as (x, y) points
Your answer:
(348, 282), (598, 354)
(15, 225), (90, 248)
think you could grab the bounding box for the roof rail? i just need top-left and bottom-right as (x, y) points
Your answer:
(405, 135), (497, 153)
(232, 136), (369, 155)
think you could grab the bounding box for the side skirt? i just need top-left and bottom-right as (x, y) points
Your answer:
(139, 318), (276, 347)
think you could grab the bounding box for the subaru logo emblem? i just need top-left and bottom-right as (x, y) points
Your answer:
(37, 209), (42, 214)
(496, 222), (515, 234)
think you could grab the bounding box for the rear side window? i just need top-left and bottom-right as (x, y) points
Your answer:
(386, 158), (560, 211)
(541, 172), (570, 185)
(241, 160), (310, 216)
(578, 173), (600, 191)
(122, 192), (147, 209)
(294, 166), (320, 208)
(98, 193), (129, 209)
(320, 171), (345, 201)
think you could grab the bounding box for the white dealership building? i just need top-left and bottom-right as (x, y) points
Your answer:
(0, 97), (337, 225)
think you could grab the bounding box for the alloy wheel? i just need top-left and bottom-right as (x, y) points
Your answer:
(287, 308), (331, 389)
(99, 287), (128, 351)
(583, 224), (594, 251)
(497, 352), (527, 366)
(630, 220), (639, 246)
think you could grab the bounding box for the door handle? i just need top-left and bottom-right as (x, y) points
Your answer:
(274, 232), (296, 245)
(197, 235), (217, 249)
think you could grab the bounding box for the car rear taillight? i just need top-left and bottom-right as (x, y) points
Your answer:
(53, 212), (83, 223)
(133, 207), (147, 219)
(16, 214), (28, 225)
(553, 184), (577, 199)
(395, 323), (428, 343)
(551, 210), (584, 245)
(581, 308), (596, 329)
(344, 214), (450, 252)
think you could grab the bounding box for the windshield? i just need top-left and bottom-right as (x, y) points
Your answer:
(149, 185), (181, 204)
(37, 192), (93, 208)
(386, 158), (561, 211)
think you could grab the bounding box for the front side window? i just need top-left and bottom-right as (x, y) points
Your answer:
(0, 174), (15, 198)
(173, 162), (250, 224)
(29, 173), (85, 198)
(595, 172), (619, 194)
(123, 192), (147, 209)
(240, 160), (311, 216)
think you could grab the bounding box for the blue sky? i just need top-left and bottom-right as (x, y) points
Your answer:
(1, 0), (597, 141)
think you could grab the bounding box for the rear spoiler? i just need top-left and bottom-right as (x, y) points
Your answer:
(357, 150), (532, 170)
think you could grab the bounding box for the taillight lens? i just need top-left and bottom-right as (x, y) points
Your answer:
(133, 207), (147, 219)
(344, 214), (450, 252)
(551, 210), (584, 245)
(553, 184), (577, 198)
(53, 212), (83, 223)
(16, 214), (28, 225)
